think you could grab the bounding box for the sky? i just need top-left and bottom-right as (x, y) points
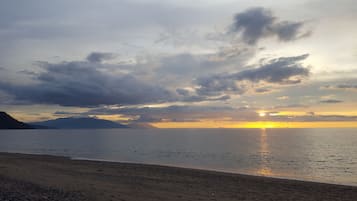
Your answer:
(0, 0), (356, 128)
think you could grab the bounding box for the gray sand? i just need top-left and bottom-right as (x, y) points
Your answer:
(1, 152), (357, 201)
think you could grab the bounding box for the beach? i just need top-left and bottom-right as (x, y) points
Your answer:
(1, 152), (357, 201)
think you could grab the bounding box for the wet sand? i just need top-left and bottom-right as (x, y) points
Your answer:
(1, 152), (357, 201)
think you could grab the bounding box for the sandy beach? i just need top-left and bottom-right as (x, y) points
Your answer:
(1, 152), (357, 201)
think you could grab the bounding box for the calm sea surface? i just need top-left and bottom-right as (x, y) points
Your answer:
(0, 128), (356, 186)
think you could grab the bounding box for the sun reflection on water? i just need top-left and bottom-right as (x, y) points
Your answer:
(256, 128), (273, 176)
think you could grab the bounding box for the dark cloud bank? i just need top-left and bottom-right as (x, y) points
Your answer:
(324, 84), (357, 91)
(0, 57), (173, 107)
(319, 99), (344, 104)
(230, 7), (310, 44)
(0, 6), (314, 120)
(196, 54), (310, 96)
(0, 52), (311, 107)
(86, 52), (115, 63)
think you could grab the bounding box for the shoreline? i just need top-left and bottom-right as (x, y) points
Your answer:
(1, 152), (357, 201)
(72, 156), (356, 188)
(4, 151), (355, 187)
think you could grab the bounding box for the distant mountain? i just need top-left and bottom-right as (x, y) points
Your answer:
(0, 112), (33, 129)
(32, 117), (129, 129)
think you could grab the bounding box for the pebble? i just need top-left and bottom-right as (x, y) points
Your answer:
(0, 176), (86, 201)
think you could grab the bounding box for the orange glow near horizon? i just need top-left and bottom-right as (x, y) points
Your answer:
(151, 121), (357, 128)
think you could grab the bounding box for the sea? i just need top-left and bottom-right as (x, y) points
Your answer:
(0, 128), (356, 186)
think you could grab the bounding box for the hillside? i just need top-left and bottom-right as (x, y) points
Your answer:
(0, 112), (33, 129)
(31, 117), (129, 129)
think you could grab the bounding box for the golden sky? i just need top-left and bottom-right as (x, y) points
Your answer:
(152, 121), (357, 128)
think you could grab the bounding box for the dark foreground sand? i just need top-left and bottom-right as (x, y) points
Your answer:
(1, 153), (357, 201)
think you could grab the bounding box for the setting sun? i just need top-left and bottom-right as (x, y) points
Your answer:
(258, 112), (266, 117)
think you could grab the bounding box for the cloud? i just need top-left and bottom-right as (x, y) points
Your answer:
(276, 96), (289, 100)
(292, 114), (357, 122)
(155, 46), (255, 81)
(146, 46), (256, 96)
(236, 54), (309, 83)
(85, 105), (242, 122)
(86, 52), (115, 63)
(273, 21), (311, 41)
(255, 88), (271, 93)
(336, 84), (357, 89)
(0, 53), (174, 107)
(174, 87), (231, 102)
(272, 104), (308, 109)
(319, 99), (343, 104)
(0, 47), (263, 107)
(176, 88), (190, 96)
(196, 74), (247, 96)
(230, 7), (310, 44)
(155, 28), (205, 48)
(196, 54), (310, 96)
(323, 84), (357, 91)
(265, 114), (357, 122)
(17, 70), (38, 76)
(52, 102), (357, 123)
(54, 111), (82, 116)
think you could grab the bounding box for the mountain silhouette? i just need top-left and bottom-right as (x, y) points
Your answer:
(0, 112), (33, 129)
(31, 117), (129, 129)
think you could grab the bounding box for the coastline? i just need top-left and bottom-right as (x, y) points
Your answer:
(1, 152), (357, 201)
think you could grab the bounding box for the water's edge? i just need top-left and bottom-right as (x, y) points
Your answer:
(2, 151), (356, 187)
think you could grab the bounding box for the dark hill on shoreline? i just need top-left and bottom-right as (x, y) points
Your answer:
(0, 112), (33, 129)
